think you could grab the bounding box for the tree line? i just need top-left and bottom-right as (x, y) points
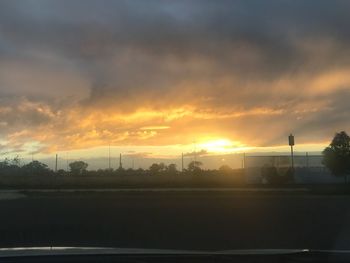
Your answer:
(0, 157), (237, 177)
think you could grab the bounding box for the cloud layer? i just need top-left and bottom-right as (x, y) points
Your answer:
(1, 0), (350, 155)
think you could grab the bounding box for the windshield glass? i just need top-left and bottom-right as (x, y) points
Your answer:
(1, 0), (350, 256)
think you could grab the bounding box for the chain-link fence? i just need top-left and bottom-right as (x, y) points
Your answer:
(244, 155), (343, 184)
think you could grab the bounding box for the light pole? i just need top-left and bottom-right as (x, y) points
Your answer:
(288, 134), (295, 170)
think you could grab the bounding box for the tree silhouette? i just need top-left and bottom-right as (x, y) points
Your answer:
(149, 163), (162, 174)
(219, 164), (232, 174)
(188, 161), (203, 174)
(149, 162), (170, 175)
(158, 162), (166, 171)
(322, 131), (350, 181)
(0, 157), (22, 176)
(167, 163), (177, 175)
(69, 161), (88, 175)
(21, 160), (50, 176)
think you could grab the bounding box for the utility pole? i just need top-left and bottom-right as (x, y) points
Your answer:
(108, 144), (111, 170)
(55, 154), (58, 173)
(193, 141), (198, 175)
(181, 152), (184, 172)
(243, 152), (246, 169)
(193, 141), (197, 172)
(119, 153), (122, 169)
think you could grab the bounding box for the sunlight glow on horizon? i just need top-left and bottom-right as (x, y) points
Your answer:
(12, 139), (329, 161)
(198, 138), (253, 154)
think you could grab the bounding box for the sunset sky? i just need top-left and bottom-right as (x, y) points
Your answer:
(1, 0), (350, 166)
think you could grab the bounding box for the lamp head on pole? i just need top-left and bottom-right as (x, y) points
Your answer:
(288, 134), (295, 146)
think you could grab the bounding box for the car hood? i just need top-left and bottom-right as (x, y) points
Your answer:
(0, 247), (344, 257)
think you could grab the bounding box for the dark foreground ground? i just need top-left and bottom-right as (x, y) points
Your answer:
(0, 190), (350, 251)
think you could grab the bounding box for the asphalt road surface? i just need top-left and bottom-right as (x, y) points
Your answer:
(0, 190), (350, 251)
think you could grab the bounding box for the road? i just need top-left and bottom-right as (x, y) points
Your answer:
(0, 190), (350, 251)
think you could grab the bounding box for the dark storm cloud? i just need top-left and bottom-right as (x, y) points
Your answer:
(2, 0), (350, 75)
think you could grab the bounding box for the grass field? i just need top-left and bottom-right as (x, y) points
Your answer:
(0, 173), (246, 189)
(1, 173), (350, 196)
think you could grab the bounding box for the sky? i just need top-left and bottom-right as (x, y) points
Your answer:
(1, 0), (350, 168)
